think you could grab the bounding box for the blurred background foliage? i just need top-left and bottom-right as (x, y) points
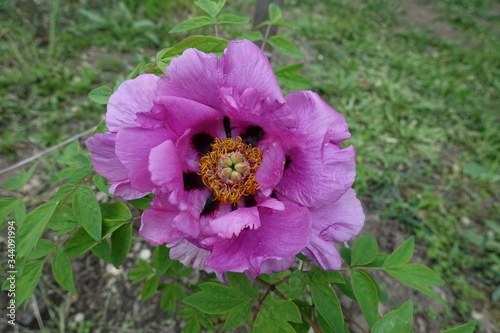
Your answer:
(1, 0), (499, 331)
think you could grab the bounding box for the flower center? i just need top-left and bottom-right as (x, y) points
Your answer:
(199, 137), (262, 204)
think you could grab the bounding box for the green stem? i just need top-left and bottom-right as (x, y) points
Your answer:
(255, 277), (323, 333)
(343, 309), (368, 333)
(260, 24), (272, 51)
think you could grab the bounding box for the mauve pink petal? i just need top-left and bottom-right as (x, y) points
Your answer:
(106, 74), (160, 132)
(276, 144), (356, 208)
(86, 133), (128, 182)
(209, 207), (260, 239)
(149, 140), (183, 191)
(205, 201), (311, 275)
(310, 188), (364, 243)
(173, 211), (200, 238)
(109, 181), (148, 200)
(115, 126), (175, 193)
(221, 40), (283, 101)
(159, 48), (222, 110)
(167, 239), (213, 272)
(260, 256), (296, 274)
(139, 207), (184, 245)
(301, 233), (342, 270)
(255, 138), (285, 197)
(257, 197), (285, 210)
(154, 96), (223, 137)
(285, 90), (351, 147)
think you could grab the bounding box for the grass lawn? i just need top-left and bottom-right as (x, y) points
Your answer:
(1, 0), (499, 331)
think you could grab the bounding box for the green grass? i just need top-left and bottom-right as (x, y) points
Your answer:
(1, 0), (499, 331)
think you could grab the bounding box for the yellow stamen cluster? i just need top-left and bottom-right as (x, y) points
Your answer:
(199, 137), (262, 204)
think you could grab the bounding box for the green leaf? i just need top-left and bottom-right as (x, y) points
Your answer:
(156, 36), (228, 67)
(253, 299), (301, 333)
(141, 275), (160, 301)
(238, 31), (263, 42)
(0, 198), (24, 226)
(91, 239), (113, 263)
(287, 270), (307, 299)
(340, 247), (352, 265)
(268, 3), (282, 22)
(290, 300), (313, 333)
(53, 184), (76, 203)
(73, 186), (102, 242)
(63, 227), (98, 258)
(222, 301), (252, 330)
(351, 269), (379, 328)
(441, 321), (476, 333)
(51, 248), (77, 294)
(64, 217), (129, 258)
(217, 13), (250, 25)
(129, 259), (155, 284)
(272, 20), (299, 29)
(275, 64), (312, 91)
(227, 272), (259, 299)
(100, 202), (132, 221)
(16, 202), (57, 275)
(15, 261), (44, 307)
(159, 283), (185, 313)
(169, 16), (214, 33)
(11, 200), (26, 225)
(3, 162), (38, 190)
(152, 246), (172, 276)
(183, 282), (252, 314)
(351, 234), (378, 266)
(385, 264), (445, 305)
(48, 205), (78, 235)
(183, 318), (200, 333)
(309, 278), (344, 332)
(111, 222), (132, 268)
(93, 174), (112, 197)
(49, 167), (81, 183)
(167, 260), (192, 277)
(267, 36), (304, 59)
(372, 300), (413, 333)
(67, 167), (93, 185)
(309, 266), (345, 284)
(335, 276), (357, 300)
(128, 196), (152, 211)
(195, 0), (225, 20)
(28, 239), (56, 260)
(383, 236), (414, 269)
(88, 86), (113, 104)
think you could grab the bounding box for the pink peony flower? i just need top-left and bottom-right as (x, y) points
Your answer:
(86, 40), (364, 276)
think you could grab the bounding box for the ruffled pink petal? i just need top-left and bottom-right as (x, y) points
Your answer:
(209, 207), (260, 239)
(276, 144), (356, 208)
(301, 189), (364, 270)
(167, 239), (213, 272)
(158, 48), (222, 110)
(285, 90), (351, 147)
(139, 206), (184, 245)
(153, 96), (223, 137)
(86, 133), (127, 182)
(109, 181), (148, 200)
(106, 74), (160, 132)
(255, 138), (285, 197)
(301, 233), (342, 270)
(205, 201), (311, 275)
(221, 40), (283, 101)
(172, 211), (200, 239)
(115, 126), (175, 193)
(149, 140), (183, 191)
